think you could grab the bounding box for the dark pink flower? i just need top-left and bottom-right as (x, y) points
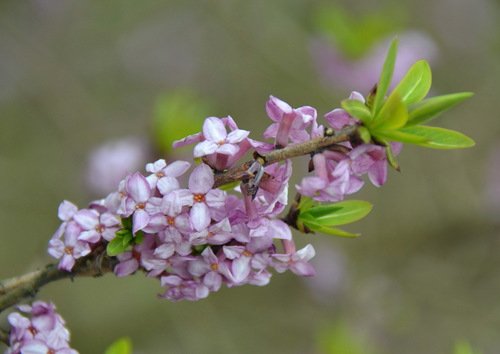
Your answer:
(263, 96), (317, 147)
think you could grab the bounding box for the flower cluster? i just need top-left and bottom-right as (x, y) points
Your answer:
(6, 301), (77, 354)
(48, 94), (399, 301)
(296, 92), (402, 202)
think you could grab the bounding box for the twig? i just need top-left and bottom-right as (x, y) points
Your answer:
(0, 246), (117, 314)
(213, 126), (357, 188)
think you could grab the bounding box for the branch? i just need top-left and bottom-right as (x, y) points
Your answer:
(0, 125), (359, 314)
(213, 125), (358, 187)
(0, 246), (117, 314)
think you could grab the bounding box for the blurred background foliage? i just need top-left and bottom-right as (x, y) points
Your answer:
(0, 0), (499, 353)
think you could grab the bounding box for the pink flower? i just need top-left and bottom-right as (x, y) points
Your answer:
(297, 152), (364, 202)
(73, 209), (120, 243)
(145, 159), (190, 192)
(7, 301), (77, 354)
(119, 172), (157, 234)
(264, 96), (317, 147)
(273, 241), (316, 277)
(185, 163), (226, 231)
(173, 117), (250, 170)
(48, 222), (91, 271)
(349, 143), (402, 187)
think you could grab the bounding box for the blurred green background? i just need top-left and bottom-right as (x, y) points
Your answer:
(0, 0), (498, 353)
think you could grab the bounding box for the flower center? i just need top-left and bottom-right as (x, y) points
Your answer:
(64, 246), (74, 255)
(210, 263), (219, 271)
(242, 250), (252, 257)
(48, 349), (56, 354)
(166, 216), (175, 226)
(193, 194), (205, 203)
(28, 326), (38, 336)
(156, 171), (165, 178)
(95, 224), (105, 233)
(136, 202), (146, 210)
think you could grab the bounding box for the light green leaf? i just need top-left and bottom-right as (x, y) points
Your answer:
(299, 200), (373, 226)
(106, 236), (129, 257)
(400, 126), (475, 149)
(218, 181), (240, 191)
(357, 126), (372, 143)
(303, 222), (361, 238)
(385, 143), (400, 171)
(372, 38), (398, 116)
(105, 337), (133, 354)
(341, 99), (372, 123)
(407, 92), (474, 126)
(390, 60), (431, 105)
(373, 129), (428, 144)
(372, 92), (408, 130)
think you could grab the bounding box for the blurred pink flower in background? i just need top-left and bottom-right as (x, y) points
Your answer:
(303, 240), (348, 304)
(86, 137), (150, 196)
(311, 31), (439, 93)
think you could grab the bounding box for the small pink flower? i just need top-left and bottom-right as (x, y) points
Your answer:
(186, 164), (226, 232)
(264, 96), (317, 147)
(48, 222), (91, 271)
(273, 242), (316, 277)
(73, 209), (120, 243)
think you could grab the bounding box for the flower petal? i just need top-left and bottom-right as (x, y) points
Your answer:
(190, 202), (211, 231)
(194, 140), (218, 157)
(266, 96), (292, 122)
(126, 172), (151, 203)
(157, 176), (181, 195)
(73, 209), (99, 230)
(216, 143), (239, 156)
(164, 160), (191, 177)
(58, 201), (78, 221)
(133, 209), (150, 234)
(226, 129), (250, 143)
(203, 117), (227, 142)
(188, 163), (214, 194)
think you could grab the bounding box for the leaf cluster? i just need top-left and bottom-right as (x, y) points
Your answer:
(341, 38), (474, 168)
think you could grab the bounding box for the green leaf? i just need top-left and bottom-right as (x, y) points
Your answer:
(357, 126), (372, 143)
(105, 337), (133, 354)
(134, 230), (144, 245)
(385, 143), (400, 171)
(371, 92), (408, 130)
(373, 129), (428, 144)
(390, 60), (431, 105)
(400, 126), (475, 149)
(302, 221), (361, 238)
(341, 99), (372, 123)
(121, 217), (132, 230)
(299, 200), (373, 227)
(406, 92), (474, 126)
(121, 231), (133, 247)
(106, 236), (129, 257)
(372, 38), (398, 116)
(218, 181), (240, 191)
